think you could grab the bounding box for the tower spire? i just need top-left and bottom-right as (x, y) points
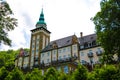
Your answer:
(36, 8), (47, 29)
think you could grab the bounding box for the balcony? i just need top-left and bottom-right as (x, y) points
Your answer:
(33, 63), (39, 68)
(51, 61), (57, 65)
(71, 56), (78, 61)
(34, 57), (39, 61)
(96, 51), (102, 56)
(88, 52), (93, 57)
(44, 63), (51, 67)
(21, 65), (29, 72)
(40, 63), (45, 68)
(57, 57), (72, 64)
(81, 60), (87, 65)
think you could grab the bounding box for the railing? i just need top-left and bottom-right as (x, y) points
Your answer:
(21, 66), (29, 72)
(33, 63), (39, 68)
(88, 52), (93, 57)
(96, 51), (102, 56)
(34, 57), (39, 61)
(40, 63), (45, 68)
(35, 56), (79, 69)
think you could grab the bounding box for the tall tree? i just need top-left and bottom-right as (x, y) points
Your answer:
(5, 67), (24, 80)
(0, 1), (17, 46)
(92, 0), (120, 63)
(0, 67), (9, 80)
(44, 67), (59, 80)
(30, 68), (43, 80)
(72, 64), (88, 80)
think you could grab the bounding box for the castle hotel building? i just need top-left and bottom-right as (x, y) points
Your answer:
(15, 9), (103, 73)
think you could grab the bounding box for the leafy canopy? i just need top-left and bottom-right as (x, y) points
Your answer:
(92, 0), (120, 63)
(0, 1), (17, 46)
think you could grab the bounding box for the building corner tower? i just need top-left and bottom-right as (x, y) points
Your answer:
(29, 9), (51, 69)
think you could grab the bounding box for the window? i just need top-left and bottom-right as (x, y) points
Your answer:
(88, 43), (92, 47)
(32, 45), (34, 48)
(81, 52), (84, 56)
(35, 61), (38, 65)
(47, 52), (50, 56)
(58, 49), (61, 53)
(32, 40), (35, 43)
(54, 50), (56, 55)
(81, 60), (86, 65)
(59, 56), (62, 60)
(32, 50), (34, 53)
(74, 53), (77, 57)
(68, 54), (71, 57)
(97, 48), (101, 51)
(42, 60), (44, 63)
(84, 42), (88, 48)
(63, 55), (66, 59)
(31, 56), (34, 62)
(92, 41), (96, 46)
(42, 54), (44, 57)
(23, 64), (27, 68)
(53, 57), (56, 61)
(36, 39), (39, 42)
(73, 45), (77, 50)
(47, 59), (49, 63)
(63, 48), (66, 52)
(88, 50), (93, 56)
(36, 44), (39, 48)
(64, 66), (69, 73)
(67, 47), (70, 52)
(36, 49), (39, 53)
(80, 45), (84, 49)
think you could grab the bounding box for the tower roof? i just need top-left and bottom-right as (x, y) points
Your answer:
(36, 8), (47, 29)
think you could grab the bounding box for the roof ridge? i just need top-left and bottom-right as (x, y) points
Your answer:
(51, 34), (74, 42)
(79, 33), (96, 39)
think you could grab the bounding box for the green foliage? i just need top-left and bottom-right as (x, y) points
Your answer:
(44, 67), (59, 80)
(0, 1), (17, 46)
(92, 0), (120, 63)
(0, 67), (9, 80)
(30, 68), (43, 80)
(98, 65), (119, 80)
(58, 72), (68, 80)
(0, 49), (18, 68)
(72, 64), (88, 80)
(5, 67), (24, 80)
(25, 72), (31, 80)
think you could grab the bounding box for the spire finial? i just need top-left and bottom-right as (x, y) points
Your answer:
(41, 5), (43, 13)
(36, 7), (47, 29)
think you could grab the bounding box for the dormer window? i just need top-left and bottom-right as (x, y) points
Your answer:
(52, 42), (58, 48)
(80, 45), (84, 49)
(84, 42), (88, 48)
(92, 40), (96, 46)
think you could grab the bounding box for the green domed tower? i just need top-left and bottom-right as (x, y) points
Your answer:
(36, 9), (47, 29)
(29, 8), (51, 69)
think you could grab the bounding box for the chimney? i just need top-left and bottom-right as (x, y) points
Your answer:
(80, 32), (83, 37)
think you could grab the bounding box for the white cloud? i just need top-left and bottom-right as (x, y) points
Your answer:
(1, 0), (101, 50)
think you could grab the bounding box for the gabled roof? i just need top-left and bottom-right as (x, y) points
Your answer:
(79, 34), (97, 45)
(41, 35), (75, 52)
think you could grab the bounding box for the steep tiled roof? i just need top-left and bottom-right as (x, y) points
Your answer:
(79, 34), (97, 45)
(41, 35), (74, 52)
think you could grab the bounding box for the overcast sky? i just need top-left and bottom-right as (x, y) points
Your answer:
(0, 0), (101, 50)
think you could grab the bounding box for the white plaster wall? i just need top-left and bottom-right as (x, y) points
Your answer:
(58, 46), (71, 60)
(41, 51), (51, 64)
(72, 44), (78, 57)
(79, 47), (103, 64)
